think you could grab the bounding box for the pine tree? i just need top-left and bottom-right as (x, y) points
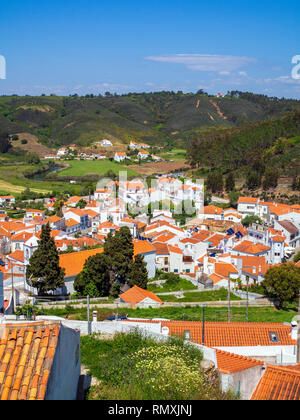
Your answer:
(225, 173), (235, 192)
(128, 254), (148, 289)
(26, 224), (65, 295)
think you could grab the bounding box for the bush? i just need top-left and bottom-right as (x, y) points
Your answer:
(82, 330), (237, 400)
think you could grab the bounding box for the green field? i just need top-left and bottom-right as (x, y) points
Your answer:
(57, 159), (140, 178)
(160, 148), (187, 162)
(0, 154), (80, 194)
(157, 289), (241, 302)
(41, 303), (298, 324)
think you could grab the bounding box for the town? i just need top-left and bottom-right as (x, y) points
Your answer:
(1, 0), (300, 406)
(0, 169), (299, 400)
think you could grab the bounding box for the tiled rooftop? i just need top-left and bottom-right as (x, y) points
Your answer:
(0, 321), (60, 400)
(159, 321), (296, 347)
(251, 364), (300, 400)
(216, 349), (263, 373)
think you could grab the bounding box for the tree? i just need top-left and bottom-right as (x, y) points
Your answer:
(263, 168), (279, 190)
(293, 252), (300, 263)
(128, 254), (148, 289)
(74, 253), (110, 297)
(104, 227), (134, 285)
(206, 172), (223, 193)
(262, 263), (300, 309)
(26, 224), (65, 295)
(246, 171), (261, 190)
(25, 152), (40, 165)
(54, 194), (68, 217)
(241, 214), (262, 227)
(76, 199), (87, 209)
(225, 173), (235, 192)
(228, 190), (239, 208)
(0, 131), (11, 153)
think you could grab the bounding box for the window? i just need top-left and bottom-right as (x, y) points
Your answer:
(184, 330), (191, 341)
(174, 269), (178, 273)
(269, 332), (280, 343)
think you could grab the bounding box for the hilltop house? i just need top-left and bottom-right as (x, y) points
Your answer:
(100, 139), (112, 147)
(114, 152), (127, 162)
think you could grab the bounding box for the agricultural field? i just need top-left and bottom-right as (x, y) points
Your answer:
(0, 154), (76, 194)
(56, 159), (140, 178)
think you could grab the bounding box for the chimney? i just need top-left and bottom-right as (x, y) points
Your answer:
(291, 321), (298, 341)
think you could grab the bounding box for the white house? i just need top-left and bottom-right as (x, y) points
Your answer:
(138, 151), (150, 160)
(114, 152), (127, 162)
(0, 196), (15, 206)
(57, 147), (69, 156)
(100, 139), (112, 147)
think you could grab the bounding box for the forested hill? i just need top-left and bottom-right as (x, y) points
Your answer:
(0, 91), (300, 149)
(187, 110), (300, 176)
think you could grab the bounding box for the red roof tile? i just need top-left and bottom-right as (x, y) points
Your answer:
(0, 322), (60, 400)
(251, 364), (300, 400)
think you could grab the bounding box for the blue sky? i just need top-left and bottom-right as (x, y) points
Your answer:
(1, 0), (300, 97)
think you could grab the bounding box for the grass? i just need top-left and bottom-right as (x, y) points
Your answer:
(147, 278), (197, 293)
(57, 159), (140, 178)
(81, 330), (236, 400)
(41, 303), (298, 323)
(160, 148), (187, 162)
(156, 288), (242, 302)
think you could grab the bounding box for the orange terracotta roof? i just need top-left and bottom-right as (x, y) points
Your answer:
(0, 321), (60, 400)
(214, 262), (238, 278)
(59, 248), (104, 277)
(154, 233), (176, 243)
(168, 245), (183, 255)
(119, 285), (163, 307)
(7, 250), (24, 263)
(216, 349), (263, 373)
(133, 239), (156, 256)
(44, 215), (62, 224)
(209, 273), (226, 284)
(233, 255), (270, 276)
(271, 235), (285, 243)
(251, 364), (300, 400)
(159, 321), (296, 347)
(233, 240), (270, 255)
(238, 197), (259, 204)
(65, 219), (80, 228)
(201, 205), (223, 215)
(85, 209), (99, 218)
(152, 242), (170, 255)
(11, 232), (33, 242)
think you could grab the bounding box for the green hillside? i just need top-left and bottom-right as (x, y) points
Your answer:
(187, 110), (300, 177)
(1, 91), (300, 151)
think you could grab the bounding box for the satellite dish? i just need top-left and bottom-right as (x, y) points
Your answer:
(161, 326), (169, 335)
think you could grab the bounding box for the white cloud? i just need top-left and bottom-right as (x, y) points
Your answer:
(219, 71), (230, 75)
(238, 71), (247, 76)
(145, 54), (257, 72)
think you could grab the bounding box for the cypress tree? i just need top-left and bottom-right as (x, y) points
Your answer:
(128, 254), (148, 289)
(26, 223), (65, 295)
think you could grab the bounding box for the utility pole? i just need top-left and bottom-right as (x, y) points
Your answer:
(246, 277), (249, 322)
(11, 262), (15, 314)
(227, 278), (231, 322)
(202, 304), (205, 345)
(297, 290), (300, 364)
(87, 295), (91, 335)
